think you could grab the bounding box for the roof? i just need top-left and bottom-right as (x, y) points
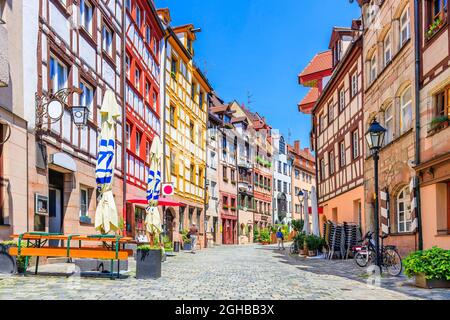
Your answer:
(231, 116), (248, 124)
(298, 87), (319, 114)
(298, 51), (333, 85)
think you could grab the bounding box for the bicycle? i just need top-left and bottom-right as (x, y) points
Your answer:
(289, 240), (300, 254)
(353, 231), (402, 276)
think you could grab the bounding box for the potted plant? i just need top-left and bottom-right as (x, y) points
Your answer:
(136, 244), (162, 279)
(403, 246), (450, 289)
(259, 229), (270, 245)
(181, 230), (192, 251)
(426, 17), (444, 40)
(430, 115), (449, 132)
(305, 234), (324, 257)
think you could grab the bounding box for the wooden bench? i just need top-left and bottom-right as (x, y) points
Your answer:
(8, 232), (135, 278)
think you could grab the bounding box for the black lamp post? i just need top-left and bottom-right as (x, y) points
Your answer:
(297, 189), (304, 222)
(365, 119), (386, 270)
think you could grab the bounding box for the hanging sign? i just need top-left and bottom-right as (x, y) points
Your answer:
(162, 183), (175, 196)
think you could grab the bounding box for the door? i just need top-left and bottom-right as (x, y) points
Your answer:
(48, 188), (62, 247)
(213, 217), (218, 243)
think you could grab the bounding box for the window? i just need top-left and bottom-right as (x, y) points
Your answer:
(125, 0), (131, 11)
(199, 91), (204, 109)
(189, 122), (194, 142)
(295, 169), (300, 179)
(170, 105), (176, 127)
(231, 169), (236, 183)
(384, 104), (394, 144)
(102, 25), (113, 57)
(283, 182), (288, 194)
(222, 166), (227, 181)
(397, 186), (412, 233)
(190, 165), (196, 184)
(351, 72), (358, 98)
(400, 6), (411, 46)
(352, 130), (359, 159)
(145, 81), (150, 101)
(277, 180), (282, 192)
(400, 87), (412, 134)
(171, 57), (178, 78)
(320, 158), (325, 182)
(278, 161), (282, 173)
(135, 5), (141, 28)
(126, 123), (131, 149)
(339, 88), (345, 112)
(80, 187), (89, 217)
(191, 82), (196, 100)
(339, 141), (346, 167)
(146, 26), (151, 44)
(134, 68), (141, 91)
(80, 0), (94, 35)
(319, 113), (326, 132)
(279, 136), (286, 155)
(135, 130), (141, 156)
(152, 92), (157, 111)
(126, 54), (131, 78)
(170, 151), (176, 175)
(428, 0), (448, 30)
(145, 140), (151, 164)
(283, 163), (287, 175)
(434, 86), (450, 118)
(328, 102), (334, 123)
(329, 151), (335, 175)
(384, 32), (392, 67)
(80, 81), (94, 121)
(179, 208), (184, 232)
(50, 56), (68, 93)
(370, 54), (377, 83)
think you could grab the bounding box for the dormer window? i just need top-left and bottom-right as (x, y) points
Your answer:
(334, 41), (342, 65)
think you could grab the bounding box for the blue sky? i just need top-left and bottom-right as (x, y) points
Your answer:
(156, 0), (360, 148)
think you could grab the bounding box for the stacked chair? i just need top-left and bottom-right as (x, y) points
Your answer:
(323, 221), (364, 260)
(343, 222), (359, 259)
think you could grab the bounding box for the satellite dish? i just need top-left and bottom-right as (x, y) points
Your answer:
(47, 100), (64, 121)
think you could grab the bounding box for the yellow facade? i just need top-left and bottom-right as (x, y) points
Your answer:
(164, 26), (211, 207)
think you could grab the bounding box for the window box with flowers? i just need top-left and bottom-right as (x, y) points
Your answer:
(429, 115), (449, 134)
(230, 207), (237, 212)
(426, 17), (445, 40)
(222, 204), (230, 210)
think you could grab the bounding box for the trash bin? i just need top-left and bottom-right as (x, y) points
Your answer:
(174, 241), (180, 252)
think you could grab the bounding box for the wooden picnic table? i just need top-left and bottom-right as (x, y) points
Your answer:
(8, 232), (135, 278)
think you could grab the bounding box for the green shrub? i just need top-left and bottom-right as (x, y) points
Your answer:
(137, 244), (162, 251)
(403, 247), (450, 280)
(291, 219), (304, 232)
(305, 234), (324, 251)
(259, 228), (270, 243)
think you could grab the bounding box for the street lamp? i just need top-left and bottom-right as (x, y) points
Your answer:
(297, 189), (304, 221)
(365, 118), (386, 270)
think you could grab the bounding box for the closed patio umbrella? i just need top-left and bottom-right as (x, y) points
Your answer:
(145, 136), (163, 238)
(95, 90), (120, 234)
(311, 186), (320, 236)
(302, 190), (310, 235)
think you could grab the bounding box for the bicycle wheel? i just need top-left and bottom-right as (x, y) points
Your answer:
(290, 242), (298, 254)
(384, 249), (402, 276)
(354, 251), (368, 267)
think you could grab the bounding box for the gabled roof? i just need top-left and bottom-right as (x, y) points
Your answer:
(328, 27), (353, 49)
(298, 51), (333, 86)
(298, 87), (319, 114)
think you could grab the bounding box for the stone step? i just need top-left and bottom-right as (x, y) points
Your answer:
(46, 257), (69, 264)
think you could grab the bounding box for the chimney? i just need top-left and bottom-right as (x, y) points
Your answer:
(294, 140), (301, 153)
(305, 147), (310, 154)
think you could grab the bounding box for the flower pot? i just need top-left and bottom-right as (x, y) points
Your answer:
(299, 249), (308, 256)
(136, 249), (162, 280)
(415, 273), (450, 289)
(173, 241), (180, 253)
(0, 245), (16, 275)
(183, 243), (192, 251)
(308, 250), (317, 257)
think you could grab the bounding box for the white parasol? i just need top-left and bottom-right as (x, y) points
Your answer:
(311, 186), (320, 236)
(302, 190), (310, 235)
(145, 136), (163, 235)
(95, 90), (120, 234)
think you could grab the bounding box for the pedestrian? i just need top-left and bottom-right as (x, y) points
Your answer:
(189, 222), (199, 254)
(276, 227), (285, 250)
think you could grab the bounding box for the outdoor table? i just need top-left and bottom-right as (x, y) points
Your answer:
(8, 232), (134, 278)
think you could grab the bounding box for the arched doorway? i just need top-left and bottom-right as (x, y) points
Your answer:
(277, 193), (287, 224)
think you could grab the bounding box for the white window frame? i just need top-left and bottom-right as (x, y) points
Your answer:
(339, 141), (346, 167)
(352, 130), (359, 159)
(339, 89), (345, 112)
(384, 32), (392, 67)
(384, 104), (394, 144)
(80, 81), (94, 121)
(80, 0), (94, 36)
(370, 54), (377, 83)
(135, 5), (141, 28)
(50, 55), (68, 93)
(397, 186), (412, 233)
(400, 6), (411, 46)
(80, 187), (89, 217)
(351, 72), (358, 97)
(135, 130), (141, 156)
(400, 87), (412, 134)
(102, 25), (113, 57)
(126, 123), (131, 149)
(135, 68), (141, 91)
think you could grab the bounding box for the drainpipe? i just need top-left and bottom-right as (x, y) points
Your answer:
(161, 33), (170, 239)
(414, 0), (423, 250)
(122, 2), (127, 235)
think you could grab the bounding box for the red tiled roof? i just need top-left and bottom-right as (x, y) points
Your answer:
(298, 51), (333, 80)
(298, 88), (319, 114)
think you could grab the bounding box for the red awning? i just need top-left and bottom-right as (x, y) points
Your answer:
(308, 206), (324, 214)
(127, 198), (184, 207)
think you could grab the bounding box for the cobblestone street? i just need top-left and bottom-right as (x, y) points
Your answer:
(1, 244), (444, 300)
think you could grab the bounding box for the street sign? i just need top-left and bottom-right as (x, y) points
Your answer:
(162, 183), (174, 196)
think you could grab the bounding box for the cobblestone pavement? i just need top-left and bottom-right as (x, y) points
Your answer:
(0, 244), (433, 300)
(274, 246), (450, 300)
